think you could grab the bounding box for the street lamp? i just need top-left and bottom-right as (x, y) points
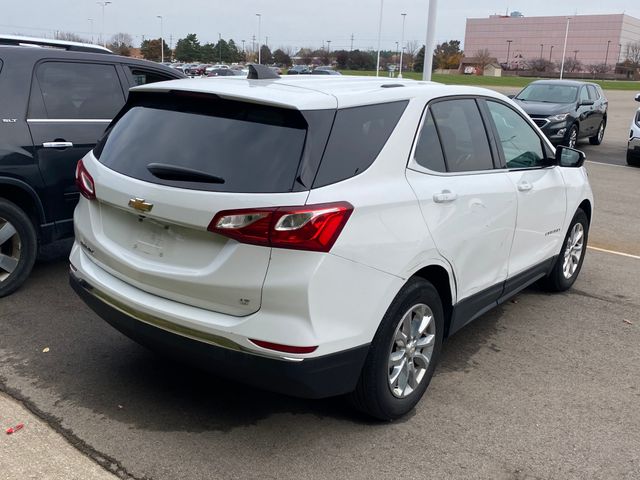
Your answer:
(88, 18), (94, 44)
(506, 39), (513, 68)
(549, 45), (554, 63)
(256, 13), (261, 64)
(540, 43), (544, 59)
(157, 15), (163, 63)
(560, 17), (571, 80)
(398, 13), (407, 78)
(97, 1), (111, 48)
(422, 0), (438, 81)
(604, 40), (611, 67)
(375, 0), (384, 77)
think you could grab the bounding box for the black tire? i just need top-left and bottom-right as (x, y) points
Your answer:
(563, 124), (579, 149)
(589, 120), (606, 145)
(538, 209), (589, 292)
(627, 151), (640, 167)
(349, 277), (444, 420)
(0, 199), (38, 297)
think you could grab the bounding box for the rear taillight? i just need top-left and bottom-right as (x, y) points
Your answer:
(75, 159), (96, 200)
(208, 202), (353, 252)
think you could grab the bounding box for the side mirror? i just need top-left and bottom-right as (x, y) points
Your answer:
(556, 145), (586, 168)
(635, 93), (640, 102)
(579, 99), (595, 107)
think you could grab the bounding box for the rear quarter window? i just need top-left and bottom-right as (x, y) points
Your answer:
(312, 101), (408, 188)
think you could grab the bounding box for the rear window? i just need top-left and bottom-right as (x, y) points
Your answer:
(312, 101), (408, 188)
(95, 94), (311, 193)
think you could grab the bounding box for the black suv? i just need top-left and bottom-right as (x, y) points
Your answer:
(513, 80), (608, 149)
(0, 36), (184, 296)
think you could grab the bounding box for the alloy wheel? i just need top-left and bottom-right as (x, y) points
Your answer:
(597, 122), (605, 143)
(388, 303), (436, 399)
(569, 127), (578, 149)
(562, 223), (584, 279)
(0, 217), (21, 283)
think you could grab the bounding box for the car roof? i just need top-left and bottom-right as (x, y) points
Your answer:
(529, 79), (595, 87)
(132, 75), (508, 110)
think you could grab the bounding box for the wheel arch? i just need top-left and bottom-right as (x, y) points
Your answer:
(578, 199), (592, 225)
(0, 177), (46, 228)
(411, 264), (455, 338)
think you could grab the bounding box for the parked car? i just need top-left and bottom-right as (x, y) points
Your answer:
(70, 69), (593, 420)
(512, 80), (608, 148)
(0, 35), (185, 297)
(311, 68), (342, 75)
(627, 93), (640, 166)
(287, 65), (310, 74)
(206, 68), (238, 77)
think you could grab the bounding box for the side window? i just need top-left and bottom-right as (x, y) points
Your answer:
(587, 85), (599, 100)
(32, 62), (125, 119)
(579, 86), (590, 103)
(313, 101), (408, 187)
(430, 99), (493, 172)
(414, 110), (446, 172)
(129, 67), (174, 86)
(487, 101), (545, 168)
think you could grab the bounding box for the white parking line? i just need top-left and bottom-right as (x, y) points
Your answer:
(588, 246), (640, 260)
(585, 160), (630, 168)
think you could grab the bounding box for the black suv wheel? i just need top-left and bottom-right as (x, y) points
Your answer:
(0, 199), (38, 297)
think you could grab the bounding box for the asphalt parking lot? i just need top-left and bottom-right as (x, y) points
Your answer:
(1, 89), (639, 480)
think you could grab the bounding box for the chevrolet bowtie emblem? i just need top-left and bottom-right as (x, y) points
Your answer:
(128, 198), (153, 212)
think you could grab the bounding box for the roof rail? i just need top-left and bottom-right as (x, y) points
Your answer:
(247, 64), (280, 80)
(0, 34), (112, 54)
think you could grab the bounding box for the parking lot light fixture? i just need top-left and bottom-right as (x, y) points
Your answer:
(540, 43), (544, 59)
(375, 0), (384, 77)
(549, 45), (554, 63)
(157, 15), (163, 63)
(560, 17), (570, 80)
(256, 14), (261, 64)
(97, 1), (112, 48)
(88, 18), (94, 44)
(422, 0), (438, 81)
(605, 40), (611, 68)
(506, 39), (512, 67)
(398, 13), (407, 78)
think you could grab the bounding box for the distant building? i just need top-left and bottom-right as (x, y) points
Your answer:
(464, 13), (640, 69)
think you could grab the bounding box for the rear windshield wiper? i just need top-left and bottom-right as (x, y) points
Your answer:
(147, 163), (225, 184)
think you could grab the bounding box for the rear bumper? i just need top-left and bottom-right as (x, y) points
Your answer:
(70, 272), (369, 399)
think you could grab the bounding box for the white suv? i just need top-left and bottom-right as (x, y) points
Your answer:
(628, 93), (640, 166)
(70, 68), (593, 420)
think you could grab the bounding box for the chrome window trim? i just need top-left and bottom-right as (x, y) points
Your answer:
(27, 118), (111, 123)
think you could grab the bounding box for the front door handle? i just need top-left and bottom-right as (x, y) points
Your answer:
(433, 190), (457, 203)
(43, 141), (73, 148)
(517, 181), (533, 192)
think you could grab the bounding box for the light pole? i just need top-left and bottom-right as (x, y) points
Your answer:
(604, 40), (611, 68)
(242, 39), (245, 54)
(88, 18), (94, 44)
(560, 17), (570, 80)
(398, 13), (407, 78)
(97, 1), (111, 48)
(256, 13), (261, 64)
(506, 39), (513, 68)
(422, 0), (438, 81)
(157, 15), (163, 63)
(218, 33), (222, 64)
(540, 43), (544, 59)
(375, 0), (384, 77)
(549, 45), (554, 63)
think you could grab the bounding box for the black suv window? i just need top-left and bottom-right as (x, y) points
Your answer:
(487, 101), (545, 168)
(129, 67), (174, 86)
(430, 99), (494, 172)
(587, 85), (599, 100)
(31, 62), (125, 119)
(579, 86), (590, 103)
(414, 110), (446, 172)
(312, 101), (408, 187)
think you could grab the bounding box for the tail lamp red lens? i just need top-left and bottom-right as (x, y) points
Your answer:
(75, 159), (96, 200)
(249, 339), (318, 354)
(208, 202), (353, 252)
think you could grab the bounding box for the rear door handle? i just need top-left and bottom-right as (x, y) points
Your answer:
(43, 141), (73, 148)
(433, 190), (457, 203)
(517, 181), (533, 192)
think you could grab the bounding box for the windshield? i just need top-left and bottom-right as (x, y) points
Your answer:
(516, 84), (578, 104)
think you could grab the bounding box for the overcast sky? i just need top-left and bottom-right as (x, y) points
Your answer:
(2, 0), (639, 50)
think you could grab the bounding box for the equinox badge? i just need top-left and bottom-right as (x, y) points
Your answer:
(128, 198), (153, 213)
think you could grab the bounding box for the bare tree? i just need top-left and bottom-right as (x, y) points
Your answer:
(587, 63), (610, 75)
(474, 48), (493, 72)
(54, 31), (86, 42)
(528, 58), (555, 72)
(404, 40), (420, 69)
(108, 33), (133, 56)
(626, 41), (640, 66)
(563, 57), (583, 73)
